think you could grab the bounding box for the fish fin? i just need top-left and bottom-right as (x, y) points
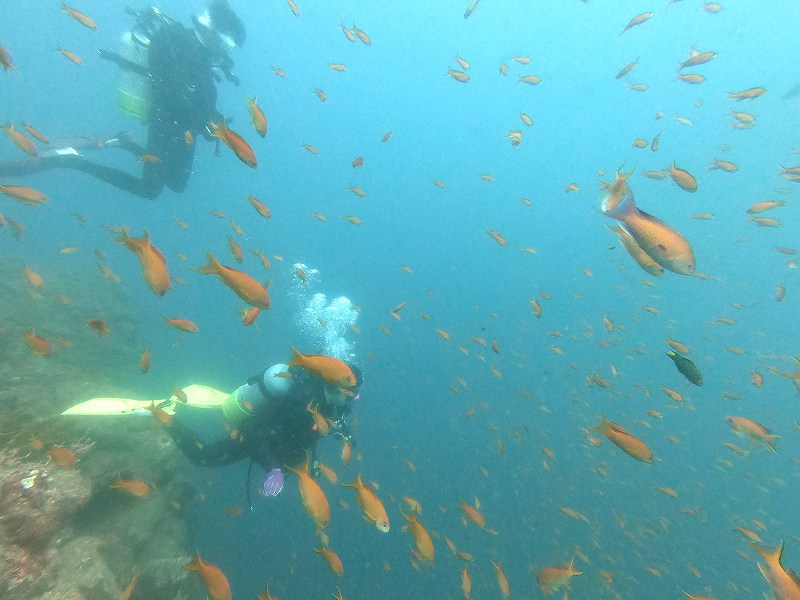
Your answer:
(750, 541), (784, 566)
(288, 343), (303, 366)
(193, 250), (220, 274)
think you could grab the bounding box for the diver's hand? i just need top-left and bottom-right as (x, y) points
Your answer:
(261, 468), (284, 497)
(98, 49), (121, 63)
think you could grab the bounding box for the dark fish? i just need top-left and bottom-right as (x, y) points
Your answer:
(666, 350), (703, 386)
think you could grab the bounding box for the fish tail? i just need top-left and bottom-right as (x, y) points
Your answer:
(749, 541), (783, 565)
(593, 416), (612, 436)
(341, 473), (362, 489)
(184, 551), (203, 572)
(194, 250), (221, 275)
(288, 343), (304, 367)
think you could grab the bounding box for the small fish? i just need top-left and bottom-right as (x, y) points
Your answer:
(61, 3), (97, 29)
(57, 47), (83, 64)
(401, 508), (434, 562)
(726, 416), (778, 452)
(665, 161), (698, 192)
(109, 476), (151, 497)
(164, 317), (199, 333)
(49, 447), (77, 468)
(209, 119), (257, 168)
(464, 0), (480, 19)
(194, 251), (271, 309)
(246, 97), (268, 137)
(342, 473), (390, 532)
(536, 558), (583, 596)
(594, 416), (655, 463)
(666, 350), (703, 385)
(0, 45), (16, 71)
(285, 453), (330, 529)
(729, 87), (767, 101)
(620, 12), (653, 35)
(615, 57), (639, 79)
(314, 546), (344, 576)
(88, 318), (110, 336)
(2, 124), (37, 156)
(185, 552), (232, 600)
(447, 67), (469, 83)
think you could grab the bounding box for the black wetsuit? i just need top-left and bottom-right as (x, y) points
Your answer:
(0, 16), (222, 199)
(169, 376), (349, 475)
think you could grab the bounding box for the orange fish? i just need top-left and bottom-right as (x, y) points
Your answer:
(492, 560), (511, 597)
(601, 170), (695, 275)
(352, 156), (364, 168)
(57, 47), (83, 64)
(49, 446), (76, 468)
(249, 193), (271, 219)
(24, 331), (53, 356)
(61, 3), (97, 29)
(247, 97), (268, 137)
(342, 473), (390, 532)
(401, 508), (434, 563)
(109, 476), (151, 497)
(120, 576), (137, 600)
(307, 402), (331, 436)
(461, 566), (472, 598)
(114, 230), (170, 296)
(194, 251), (271, 309)
(241, 306), (261, 327)
(185, 552), (232, 600)
(209, 119), (257, 168)
(458, 500), (486, 528)
(536, 558), (583, 596)
(145, 401), (173, 426)
(227, 236), (243, 263)
(341, 440), (352, 466)
(285, 453), (330, 529)
(23, 266), (44, 287)
(318, 462), (338, 484)
(750, 542), (800, 600)
(594, 416), (655, 462)
(314, 546), (344, 577)
(0, 184), (47, 206)
(726, 416), (779, 452)
(665, 161), (698, 192)
(164, 317), (199, 332)
(288, 345), (356, 388)
(21, 123), (48, 144)
(2, 123), (37, 156)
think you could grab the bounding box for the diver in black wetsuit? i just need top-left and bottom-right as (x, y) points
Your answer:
(168, 362), (363, 502)
(0, 1), (245, 199)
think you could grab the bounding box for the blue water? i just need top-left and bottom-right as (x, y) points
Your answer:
(3, 1), (800, 598)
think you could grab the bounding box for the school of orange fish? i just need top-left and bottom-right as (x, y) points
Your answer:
(2, 1), (800, 599)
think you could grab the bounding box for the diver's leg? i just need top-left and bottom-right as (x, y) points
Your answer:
(145, 124), (195, 193)
(0, 156), (64, 178)
(60, 155), (164, 199)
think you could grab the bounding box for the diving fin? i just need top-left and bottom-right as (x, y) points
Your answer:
(61, 384), (229, 417)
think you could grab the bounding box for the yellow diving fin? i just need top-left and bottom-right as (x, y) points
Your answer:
(61, 384), (229, 417)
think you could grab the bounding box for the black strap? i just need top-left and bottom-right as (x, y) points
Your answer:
(245, 458), (255, 512)
(247, 369), (272, 406)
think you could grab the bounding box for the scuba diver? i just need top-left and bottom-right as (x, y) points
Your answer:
(166, 359), (363, 502)
(0, 1), (245, 199)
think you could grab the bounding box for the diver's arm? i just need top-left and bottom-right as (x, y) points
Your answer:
(168, 420), (247, 467)
(97, 49), (150, 75)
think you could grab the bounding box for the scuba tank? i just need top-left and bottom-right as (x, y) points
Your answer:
(116, 29), (151, 122)
(222, 364), (294, 426)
